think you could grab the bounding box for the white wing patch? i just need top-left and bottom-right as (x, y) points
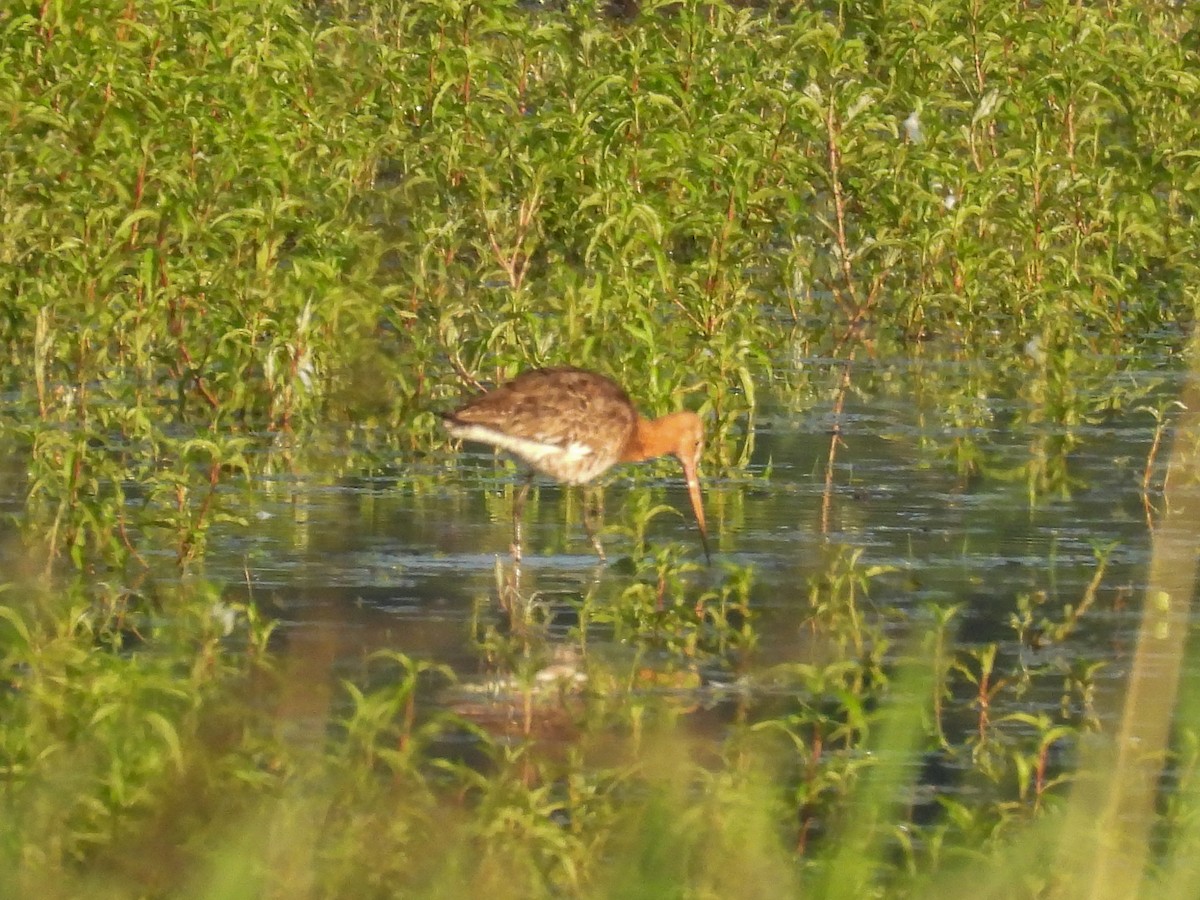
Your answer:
(446, 422), (609, 484)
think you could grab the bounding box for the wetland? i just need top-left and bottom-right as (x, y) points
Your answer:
(2, 1), (1199, 897)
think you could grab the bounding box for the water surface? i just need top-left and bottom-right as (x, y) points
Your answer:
(191, 350), (1182, 745)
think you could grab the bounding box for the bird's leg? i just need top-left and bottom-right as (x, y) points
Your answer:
(582, 485), (606, 561)
(495, 556), (515, 614)
(511, 474), (533, 566)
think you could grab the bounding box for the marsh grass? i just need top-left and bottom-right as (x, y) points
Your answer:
(4, 528), (1200, 897)
(2, 0), (1199, 896)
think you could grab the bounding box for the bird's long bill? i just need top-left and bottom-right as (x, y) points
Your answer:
(682, 457), (711, 564)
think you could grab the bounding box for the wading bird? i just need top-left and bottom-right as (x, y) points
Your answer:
(441, 367), (710, 562)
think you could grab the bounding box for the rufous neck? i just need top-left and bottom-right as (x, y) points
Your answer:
(621, 413), (683, 463)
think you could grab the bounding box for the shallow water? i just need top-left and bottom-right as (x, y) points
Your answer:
(1, 350), (1186, 772)
(167, 350), (1184, 751)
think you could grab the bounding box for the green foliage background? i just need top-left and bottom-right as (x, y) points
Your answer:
(3, 0), (1197, 567)
(1, 0), (1199, 896)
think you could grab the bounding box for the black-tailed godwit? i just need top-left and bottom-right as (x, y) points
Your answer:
(441, 366), (709, 561)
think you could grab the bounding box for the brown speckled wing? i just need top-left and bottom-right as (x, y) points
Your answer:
(445, 367), (638, 483)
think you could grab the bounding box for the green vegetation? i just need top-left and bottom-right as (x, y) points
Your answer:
(2, 0), (1199, 896)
